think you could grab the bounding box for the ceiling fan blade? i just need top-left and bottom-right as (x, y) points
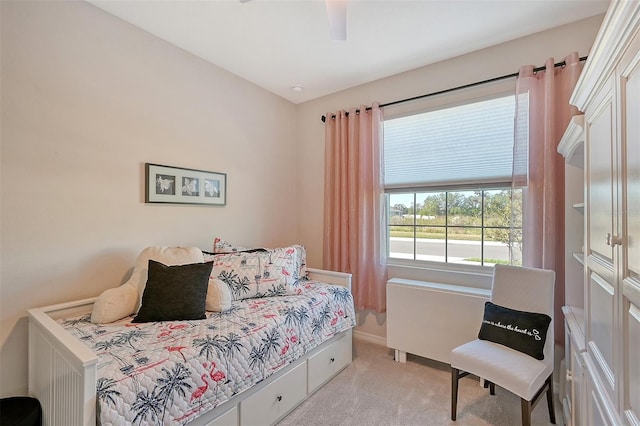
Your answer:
(325, 0), (347, 41)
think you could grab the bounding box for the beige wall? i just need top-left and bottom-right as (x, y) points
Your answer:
(0, 1), (297, 397)
(296, 15), (604, 340)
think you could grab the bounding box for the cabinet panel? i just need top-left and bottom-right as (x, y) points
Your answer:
(564, 318), (586, 426)
(626, 302), (640, 423)
(621, 32), (640, 281)
(589, 387), (613, 426)
(585, 357), (619, 426)
(572, 349), (585, 426)
(588, 271), (615, 391)
(563, 326), (573, 425)
(586, 85), (615, 262)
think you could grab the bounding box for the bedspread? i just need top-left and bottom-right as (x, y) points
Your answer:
(59, 281), (355, 425)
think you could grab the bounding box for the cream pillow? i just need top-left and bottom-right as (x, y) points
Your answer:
(91, 246), (204, 323)
(206, 278), (232, 312)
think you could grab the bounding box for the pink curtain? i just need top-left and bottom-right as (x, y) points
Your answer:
(513, 52), (583, 346)
(323, 104), (388, 313)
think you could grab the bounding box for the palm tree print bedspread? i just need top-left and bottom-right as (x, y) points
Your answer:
(59, 281), (356, 425)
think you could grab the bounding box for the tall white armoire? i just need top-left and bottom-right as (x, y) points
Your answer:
(563, 1), (640, 425)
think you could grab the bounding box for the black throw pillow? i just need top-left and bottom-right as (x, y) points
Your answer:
(477, 301), (551, 360)
(132, 260), (213, 323)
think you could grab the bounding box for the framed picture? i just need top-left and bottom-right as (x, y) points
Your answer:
(145, 163), (226, 206)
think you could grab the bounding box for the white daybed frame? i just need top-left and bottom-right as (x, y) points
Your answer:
(28, 268), (353, 426)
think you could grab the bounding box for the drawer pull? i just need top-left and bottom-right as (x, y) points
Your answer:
(276, 395), (283, 402)
(330, 357), (335, 363)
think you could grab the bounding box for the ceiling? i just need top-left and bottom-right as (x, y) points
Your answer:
(87, 0), (610, 104)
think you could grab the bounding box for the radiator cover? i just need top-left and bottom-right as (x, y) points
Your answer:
(386, 278), (490, 364)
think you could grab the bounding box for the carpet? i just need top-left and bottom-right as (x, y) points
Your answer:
(278, 338), (561, 426)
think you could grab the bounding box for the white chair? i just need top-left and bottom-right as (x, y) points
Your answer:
(450, 264), (556, 426)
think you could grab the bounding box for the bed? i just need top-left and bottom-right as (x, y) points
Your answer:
(28, 244), (355, 426)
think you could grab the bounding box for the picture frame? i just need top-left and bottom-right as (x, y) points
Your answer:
(145, 163), (226, 206)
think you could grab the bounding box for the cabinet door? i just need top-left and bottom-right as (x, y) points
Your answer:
(585, 74), (618, 404)
(619, 39), (640, 425)
(586, 74), (616, 264)
(563, 325), (574, 425)
(572, 347), (585, 426)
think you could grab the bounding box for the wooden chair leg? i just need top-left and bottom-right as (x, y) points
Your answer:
(521, 398), (532, 426)
(546, 375), (556, 424)
(482, 379), (496, 395)
(451, 368), (459, 421)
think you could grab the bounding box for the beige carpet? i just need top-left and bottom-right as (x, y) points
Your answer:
(278, 339), (561, 426)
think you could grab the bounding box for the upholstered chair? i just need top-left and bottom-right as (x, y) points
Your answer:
(450, 264), (556, 426)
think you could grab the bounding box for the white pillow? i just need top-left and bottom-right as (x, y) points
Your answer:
(90, 284), (138, 325)
(206, 278), (232, 312)
(91, 246), (204, 323)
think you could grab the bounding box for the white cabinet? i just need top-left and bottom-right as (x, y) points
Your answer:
(568, 1), (640, 424)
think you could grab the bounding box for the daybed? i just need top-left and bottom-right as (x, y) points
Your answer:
(28, 244), (355, 426)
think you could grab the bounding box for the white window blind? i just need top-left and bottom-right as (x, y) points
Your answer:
(384, 94), (515, 189)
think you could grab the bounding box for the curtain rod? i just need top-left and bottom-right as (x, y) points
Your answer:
(320, 55), (587, 122)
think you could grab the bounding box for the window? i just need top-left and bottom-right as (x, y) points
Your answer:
(384, 94), (523, 267)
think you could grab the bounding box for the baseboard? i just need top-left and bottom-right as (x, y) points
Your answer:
(353, 330), (387, 346)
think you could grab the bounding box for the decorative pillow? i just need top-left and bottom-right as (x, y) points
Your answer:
(211, 238), (308, 280)
(91, 246), (204, 324)
(129, 247), (205, 309)
(291, 244), (308, 280)
(212, 237), (250, 254)
(209, 248), (303, 300)
(478, 301), (551, 360)
(258, 246), (302, 295)
(132, 260), (212, 323)
(206, 278), (232, 312)
(210, 252), (263, 300)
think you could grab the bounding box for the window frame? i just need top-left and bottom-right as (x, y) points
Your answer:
(386, 187), (522, 269)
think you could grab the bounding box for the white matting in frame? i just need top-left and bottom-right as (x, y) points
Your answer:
(145, 163), (226, 205)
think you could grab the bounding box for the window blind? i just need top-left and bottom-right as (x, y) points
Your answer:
(384, 94), (515, 190)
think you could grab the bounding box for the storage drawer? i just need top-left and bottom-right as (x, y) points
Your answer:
(240, 362), (306, 426)
(204, 406), (238, 426)
(307, 331), (352, 393)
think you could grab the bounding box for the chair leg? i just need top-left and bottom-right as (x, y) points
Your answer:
(482, 379), (496, 395)
(451, 368), (459, 421)
(521, 398), (532, 426)
(546, 375), (556, 424)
